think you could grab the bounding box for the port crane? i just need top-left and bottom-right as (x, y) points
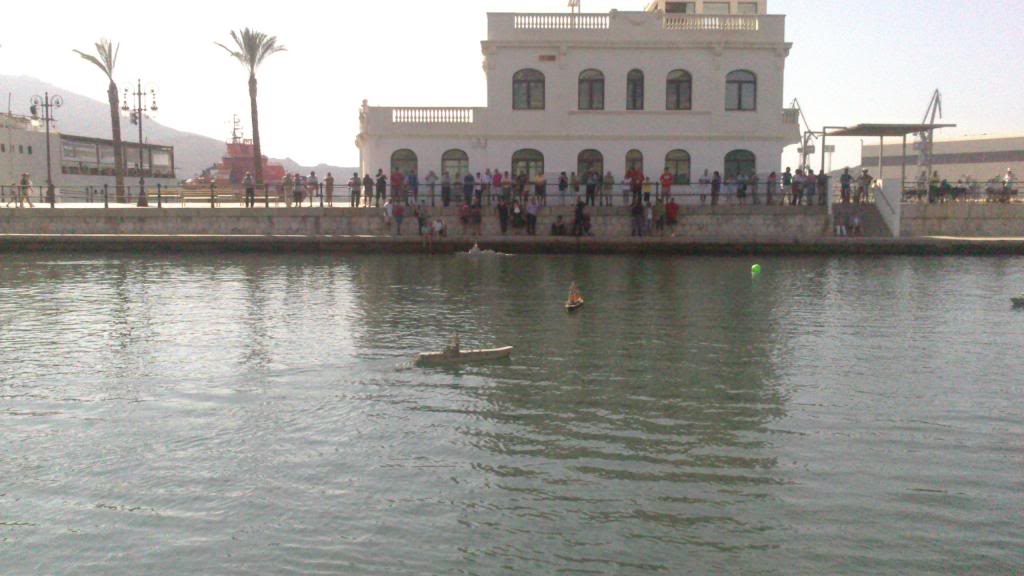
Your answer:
(790, 99), (819, 171)
(915, 89), (943, 181)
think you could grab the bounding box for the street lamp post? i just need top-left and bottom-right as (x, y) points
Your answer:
(30, 92), (63, 208)
(122, 80), (158, 207)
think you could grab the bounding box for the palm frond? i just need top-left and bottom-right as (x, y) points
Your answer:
(217, 28), (285, 74)
(73, 38), (119, 80)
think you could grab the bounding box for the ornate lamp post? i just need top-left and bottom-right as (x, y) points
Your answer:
(30, 92), (63, 208)
(121, 80), (158, 207)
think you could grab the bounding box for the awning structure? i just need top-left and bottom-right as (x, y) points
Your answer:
(821, 122), (957, 187)
(827, 123), (956, 138)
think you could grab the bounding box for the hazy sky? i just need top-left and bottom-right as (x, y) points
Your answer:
(1, 0), (1021, 171)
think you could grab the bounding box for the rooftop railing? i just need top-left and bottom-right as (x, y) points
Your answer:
(663, 15), (760, 32)
(391, 108), (476, 124)
(513, 13), (611, 30)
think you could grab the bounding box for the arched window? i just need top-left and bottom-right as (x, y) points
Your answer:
(627, 69), (644, 111)
(578, 69), (605, 111)
(724, 150), (756, 180)
(441, 149), (469, 179)
(512, 149), (545, 179)
(391, 149), (418, 176)
(577, 150), (604, 181)
(513, 69), (545, 110)
(626, 149), (644, 176)
(726, 70), (757, 111)
(665, 150), (691, 185)
(667, 70), (692, 110)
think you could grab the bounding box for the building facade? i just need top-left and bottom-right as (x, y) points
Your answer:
(861, 135), (1024, 185)
(1, 113), (176, 197)
(357, 0), (800, 200)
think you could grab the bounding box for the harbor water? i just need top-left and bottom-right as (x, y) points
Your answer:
(0, 254), (1021, 574)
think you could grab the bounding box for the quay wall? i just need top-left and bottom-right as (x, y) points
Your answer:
(0, 206), (829, 242)
(901, 203), (1024, 238)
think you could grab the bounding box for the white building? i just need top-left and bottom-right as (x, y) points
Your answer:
(1, 112), (176, 200)
(357, 0), (800, 200)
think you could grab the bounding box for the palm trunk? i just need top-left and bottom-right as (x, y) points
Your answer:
(108, 81), (126, 203)
(248, 74), (264, 187)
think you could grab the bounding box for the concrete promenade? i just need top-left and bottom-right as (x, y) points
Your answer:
(2, 233), (1024, 256)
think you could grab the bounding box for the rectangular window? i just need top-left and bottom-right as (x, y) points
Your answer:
(538, 55), (557, 62)
(1, 144), (5, 153)
(27, 146), (32, 155)
(703, 2), (731, 14)
(736, 2), (758, 14)
(665, 1), (697, 12)
(19, 145), (24, 154)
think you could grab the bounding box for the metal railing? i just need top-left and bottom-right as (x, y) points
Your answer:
(0, 179), (838, 210)
(513, 13), (611, 30)
(663, 15), (760, 32)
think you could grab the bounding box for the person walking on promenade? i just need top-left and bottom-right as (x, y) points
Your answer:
(497, 198), (510, 235)
(840, 168), (853, 204)
(283, 173), (294, 208)
(767, 171), (778, 205)
(307, 172), (319, 207)
(630, 199), (644, 237)
(14, 173), (35, 208)
(462, 172), (475, 206)
(242, 171), (255, 208)
(294, 173), (306, 206)
(441, 171), (452, 208)
(375, 170), (387, 208)
(711, 171), (722, 206)
(526, 195), (540, 235)
(558, 172), (569, 204)
(659, 167), (674, 202)
(348, 173), (361, 207)
(425, 170), (438, 206)
(361, 173), (373, 207)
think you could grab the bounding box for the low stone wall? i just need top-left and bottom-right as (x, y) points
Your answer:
(0, 205), (829, 242)
(901, 203), (1024, 237)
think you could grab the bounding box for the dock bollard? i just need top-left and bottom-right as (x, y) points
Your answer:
(103, 184), (109, 209)
(210, 183), (216, 209)
(319, 183), (324, 208)
(157, 183), (162, 208)
(265, 183), (269, 208)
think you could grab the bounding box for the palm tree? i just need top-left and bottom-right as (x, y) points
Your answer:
(216, 29), (285, 188)
(74, 39), (126, 203)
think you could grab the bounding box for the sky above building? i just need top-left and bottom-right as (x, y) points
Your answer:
(1, 0), (1020, 172)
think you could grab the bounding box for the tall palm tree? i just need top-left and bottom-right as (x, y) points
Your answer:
(216, 29), (285, 188)
(74, 39), (126, 203)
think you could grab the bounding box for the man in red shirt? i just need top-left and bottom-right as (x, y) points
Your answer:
(659, 167), (675, 201)
(390, 169), (405, 204)
(628, 168), (645, 205)
(665, 196), (680, 236)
